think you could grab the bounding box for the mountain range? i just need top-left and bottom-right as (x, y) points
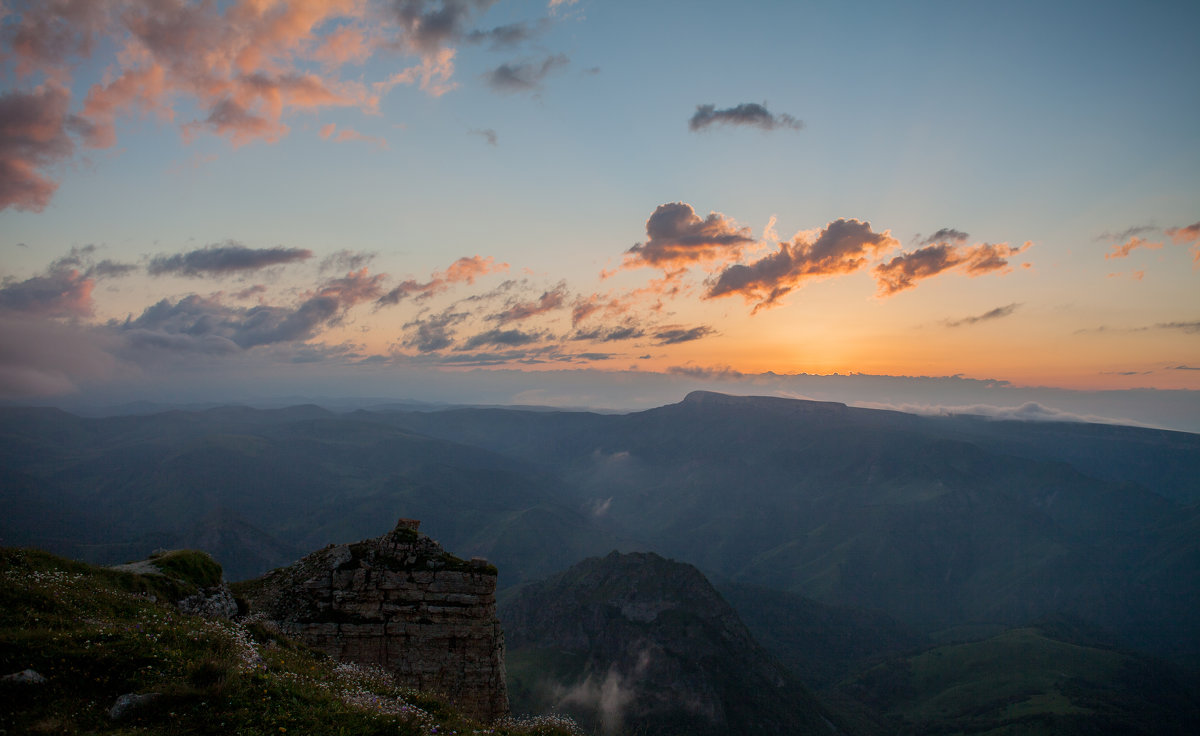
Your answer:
(3, 390), (1198, 732)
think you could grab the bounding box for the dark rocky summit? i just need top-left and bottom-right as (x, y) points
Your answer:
(236, 519), (509, 722)
(501, 551), (840, 735)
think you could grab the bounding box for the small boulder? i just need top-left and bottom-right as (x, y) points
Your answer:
(108, 692), (161, 720)
(1, 669), (47, 684)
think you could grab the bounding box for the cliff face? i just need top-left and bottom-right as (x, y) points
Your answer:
(237, 519), (508, 722)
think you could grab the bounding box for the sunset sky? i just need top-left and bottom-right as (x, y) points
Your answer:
(2, 1), (1198, 427)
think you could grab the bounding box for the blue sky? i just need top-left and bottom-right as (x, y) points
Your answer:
(1, 0), (1198, 427)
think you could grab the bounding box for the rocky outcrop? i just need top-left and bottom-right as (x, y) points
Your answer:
(237, 519), (508, 722)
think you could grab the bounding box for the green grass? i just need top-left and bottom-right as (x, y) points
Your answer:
(148, 550), (226, 589)
(838, 625), (1199, 735)
(0, 547), (580, 736)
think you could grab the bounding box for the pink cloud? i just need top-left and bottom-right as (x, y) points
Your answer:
(0, 0), (491, 211)
(0, 83), (80, 211)
(707, 218), (900, 311)
(376, 255), (509, 307)
(873, 240), (1031, 296)
(1106, 236), (1162, 260)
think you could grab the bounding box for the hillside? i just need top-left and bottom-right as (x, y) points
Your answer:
(0, 546), (580, 736)
(500, 551), (840, 736)
(832, 622), (1200, 735)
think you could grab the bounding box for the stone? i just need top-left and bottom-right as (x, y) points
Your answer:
(108, 692), (160, 720)
(1, 669), (47, 684)
(239, 518), (508, 722)
(177, 585), (239, 619)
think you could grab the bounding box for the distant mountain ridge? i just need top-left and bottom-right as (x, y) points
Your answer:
(2, 391), (1197, 665)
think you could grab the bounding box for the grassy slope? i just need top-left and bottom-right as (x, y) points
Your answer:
(835, 625), (1200, 736)
(0, 547), (579, 736)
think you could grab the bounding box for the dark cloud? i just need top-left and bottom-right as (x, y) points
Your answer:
(0, 84), (84, 212)
(484, 53), (569, 92)
(1170, 365), (1200, 371)
(491, 284), (567, 323)
(920, 228), (969, 246)
(573, 325), (645, 342)
(470, 128), (498, 145)
(667, 365), (745, 380)
(625, 202), (755, 269)
(1096, 225), (1155, 242)
(461, 328), (541, 350)
(120, 270), (382, 351)
(387, 0), (500, 54)
(319, 249), (376, 273)
(1155, 321), (1200, 333)
(944, 303), (1021, 327)
(465, 21), (539, 49)
(402, 311), (464, 353)
(653, 326), (714, 345)
(688, 103), (802, 132)
(873, 240), (1030, 296)
(707, 218), (900, 310)
(148, 241), (313, 277)
(89, 259), (137, 278)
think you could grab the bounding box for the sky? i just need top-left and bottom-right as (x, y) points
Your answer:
(1, 0), (1198, 429)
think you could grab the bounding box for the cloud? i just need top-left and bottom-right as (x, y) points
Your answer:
(466, 21), (539, 49)
(470, 128), (498, 145)
(1106, 235), (1162, 259)
(402, 309), (468, 352)
(624, 202), (755, 269)
(0, 314), (123, 399)
(122, 269), (383, 351)
(320, 123), (388, 149)
(1165, 221), (1200, 264)
(666, 364), (745, 380)
(0, 83), (85, 212)
(944, 303), (1021, 327)
(0, 267), (94, 318)
(855, 400), (1144, 427)
(0, 246), (135, 318)
(147, 242), (313, 277)
(318, 249), (376, 274)
(484, 53), (569, 92)
(707, 218), (900, 310)
(1155, 321), (1200, 333)
(1170, 365), (1200, 371)
(386, 0), (500, 55)
(1165, 221), (1200, 244)
(920, 228), (969, 246)
(873, 240), (1031, 296)
(1095, 225), (1156, 243)
(2, 0), (505, 209)
(653, 325), (714, 345)
(491, 284), (567, 323)
(376, 255), (508, 306)
(461, 328), (542, 350)
(573, 325), (646, 342)
(688, 103), (802, 132)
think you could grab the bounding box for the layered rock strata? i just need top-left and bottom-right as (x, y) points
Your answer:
(239, 519), (508, 722)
